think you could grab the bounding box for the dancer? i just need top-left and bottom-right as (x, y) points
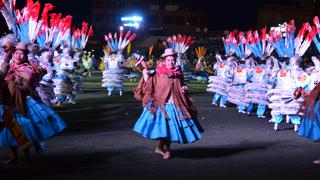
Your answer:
(102, 29), (136, 96)
(207, 54), (234, 108)
(267, 21), (314, 131)
(193, 46), (209, 83)
(243, 29), (274, 118)
(53, 47), (76, 106)
(36, 48), (56, 106)
(0, 42), (66, 164)
(133, 48), (203, 160)
(296, 83), (320, 164)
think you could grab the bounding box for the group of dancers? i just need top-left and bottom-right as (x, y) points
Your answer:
(206, 17), (320, 134)
(130, 18), (320, 162)
(0, 0), (319, 165)
(0, 0), (93, 164)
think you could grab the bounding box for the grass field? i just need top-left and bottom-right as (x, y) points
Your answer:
(82, 71), (208, 94)
(53, 71), (208, 109)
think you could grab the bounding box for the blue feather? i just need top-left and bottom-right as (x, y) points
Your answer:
(313, 36), (320, 53)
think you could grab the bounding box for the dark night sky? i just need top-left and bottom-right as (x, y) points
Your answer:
(0, 0), (298, 34)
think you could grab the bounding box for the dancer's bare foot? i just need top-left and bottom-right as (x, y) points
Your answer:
(163, 151), (171, 160)
(155, 147), (165, 156)
(4, 157), (18, 165)
(313, 159), (320, 165)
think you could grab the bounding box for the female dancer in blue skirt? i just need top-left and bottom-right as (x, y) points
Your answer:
(0, 42), (66, 164)
(296, 83), (320, 165)
(133, 48), (204, 159)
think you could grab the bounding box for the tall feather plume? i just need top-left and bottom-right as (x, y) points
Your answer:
(104, 30), (135, 52)
(0, 0), (18, 33)
(165, 34), (194, 55)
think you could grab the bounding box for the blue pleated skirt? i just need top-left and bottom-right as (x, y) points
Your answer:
(25, 98), (67, 140)
(297, 100), (320, 141)
(0, 105), (42, 147)
(133, 103), (203, 144)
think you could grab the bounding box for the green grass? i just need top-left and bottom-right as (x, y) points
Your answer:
(82, 71), (208, 94)
(54, 71), (208, 110)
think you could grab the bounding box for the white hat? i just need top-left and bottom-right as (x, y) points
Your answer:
(161, 48), (176, 58)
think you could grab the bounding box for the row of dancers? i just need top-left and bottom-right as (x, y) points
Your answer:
(0, 0), (93, 164)
(206, 17), (320, 133)
(130, 18), (320, 161)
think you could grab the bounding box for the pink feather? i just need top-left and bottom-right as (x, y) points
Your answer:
(181, 35), (186, 45)
(313, 16), (320, 30)
(306, 26), (317, 41)
(124, 30), (131, 40)
(119, 28), (123, 38)
(128, 33), (136, 42)
(41, 3), (54, 26)
(87, 26), (93, 37)
(177, 34), (182, 43)
(104, 35), (110, 42)
(81, 21), (89, 35)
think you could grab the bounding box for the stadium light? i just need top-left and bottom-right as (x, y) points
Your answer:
(123, 23), (140, 29)
(121, 16), (143, 22)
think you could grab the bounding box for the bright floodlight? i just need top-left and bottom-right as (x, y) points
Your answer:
(119, 26), (124, 30)
(124, 23), (140, 29)
(121, 16), (143, 22)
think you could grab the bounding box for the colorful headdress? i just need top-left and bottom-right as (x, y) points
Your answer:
(269, 20), (316, 58)
(0, 0), (17, 34)
(225, 31), (252, 60)
(70, 22), (93, 50)
(195, 47), (207, 59)
(104, 29), (136, 53)
(164, 34), (195, 55)
(222, 36), (233, 55)
(246, 28), (274, 59)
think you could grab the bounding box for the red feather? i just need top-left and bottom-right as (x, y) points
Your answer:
(104, 35), (109, 42)
(0, 1), (4, 9)
(124, 30), (131, 40)
(188, 40), (196, 46)
(41, 3), (54, 26)
(306, 26), (317, 41)
(128, 33), (136, 42)
(260, 27), (266, 40)
(181, 35), (186, 44)
(177, 34), (182, 43)
(88, 26), (93, 37)
(185, 36), (191, 45)
(313, 16), (320, 30)
(81, 21), (89, 35)
(31, 1), (40, 20)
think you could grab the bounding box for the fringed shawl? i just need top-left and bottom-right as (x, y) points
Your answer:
(134, 73), (197, 120)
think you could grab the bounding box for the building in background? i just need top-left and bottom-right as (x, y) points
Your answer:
(91, 0), (207, 36)
(91, 0), (209, 55)
(257, 0), (319, 29)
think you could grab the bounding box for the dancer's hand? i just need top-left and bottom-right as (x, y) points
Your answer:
(181, 86), (188, 94)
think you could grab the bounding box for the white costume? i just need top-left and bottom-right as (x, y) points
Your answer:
(102, 30), (136, 96)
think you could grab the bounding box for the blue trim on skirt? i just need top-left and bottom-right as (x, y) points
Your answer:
(25, 98), (67, 140)
(0, 104), (42, 147)
(298, 100), (320, 141)
(133, 103), (203, 144)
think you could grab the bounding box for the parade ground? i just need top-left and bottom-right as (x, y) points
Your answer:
(1, 72), (320, 180)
